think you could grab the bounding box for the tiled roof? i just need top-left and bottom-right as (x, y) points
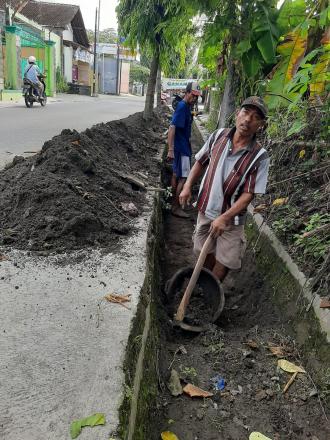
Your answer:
(0, 1), (89, 48)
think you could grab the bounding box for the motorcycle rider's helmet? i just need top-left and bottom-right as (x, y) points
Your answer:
(28, 55), (36, 64)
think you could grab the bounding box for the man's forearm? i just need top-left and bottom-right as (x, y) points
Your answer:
(167, 125), (175, 151)
(184, 161), (205, 188)
(222, 192), (254, 222)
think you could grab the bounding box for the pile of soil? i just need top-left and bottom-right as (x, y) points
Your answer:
(173, 281), (214, 327)
(0, 110), (169, 253)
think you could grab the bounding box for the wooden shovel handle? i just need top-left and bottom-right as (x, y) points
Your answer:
(175, 235), (213, 322)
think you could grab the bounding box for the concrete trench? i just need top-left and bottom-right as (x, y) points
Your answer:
(1, 118), (329, 439)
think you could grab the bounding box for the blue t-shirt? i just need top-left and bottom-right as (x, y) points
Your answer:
(24, 64), (41, 84)
(171, 100), (192, 156)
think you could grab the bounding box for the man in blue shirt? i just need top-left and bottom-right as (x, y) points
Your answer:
(24, 56), (44, 99)
(167, 82), (201, 217)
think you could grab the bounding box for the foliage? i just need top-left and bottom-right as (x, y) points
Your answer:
(86, 28), (117, 44)
(294, 213), (330, 260)
(56, 67), (68, 93)
(266, 1), (330, 108)
(129, 63), (150, 85)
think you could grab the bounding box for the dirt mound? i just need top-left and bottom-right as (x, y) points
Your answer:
(0, 110), (169, 253)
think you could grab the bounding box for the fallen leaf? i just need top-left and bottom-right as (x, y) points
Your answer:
(253, 204), (267, 213)
(161, 431), (179, 440)
(272, 197), (288, 206)
(70, 413), (105, 439)
(299, 149), (306, 159)
(250, 433), (273, 440)
(71, 140), (80, 146)
(0, 254), (8, 261)
(167, 369), (183, 397)
(278, 359), (306, 374)
(104, 293), (131, 310)
(268, 344), (285, 357)
(183, 383), (213, 398)
(246, 339), (259, 349)
(320, 297), (330, 308)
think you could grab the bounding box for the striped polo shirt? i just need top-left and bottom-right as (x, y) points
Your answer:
(195, 127), (270, 225)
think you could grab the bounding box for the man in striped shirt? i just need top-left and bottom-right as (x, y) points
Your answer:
(179, 96), (270, 281)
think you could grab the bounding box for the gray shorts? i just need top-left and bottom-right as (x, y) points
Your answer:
(193, 212), (247, 270)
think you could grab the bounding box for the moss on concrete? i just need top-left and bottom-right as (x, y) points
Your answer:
(118, 193), (164, 439)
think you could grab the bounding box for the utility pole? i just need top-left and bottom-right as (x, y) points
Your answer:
(92, 7), (98, 96)
(116, 36), (120, 95)
(94, 0), (101, 96)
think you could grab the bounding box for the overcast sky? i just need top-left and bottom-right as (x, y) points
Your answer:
(40, 0), (119, 31)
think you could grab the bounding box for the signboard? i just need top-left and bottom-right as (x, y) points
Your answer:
(162, 78), (195, 91)
(96, 44), (136, 61)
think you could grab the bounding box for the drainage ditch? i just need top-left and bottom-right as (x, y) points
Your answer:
(119, 125), (330, 440)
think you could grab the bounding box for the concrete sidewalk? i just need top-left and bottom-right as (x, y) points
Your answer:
(0, 209), (151, 440)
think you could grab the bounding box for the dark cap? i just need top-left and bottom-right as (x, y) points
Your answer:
(241, 96), (267, 118)
(186, 81), (202, 96)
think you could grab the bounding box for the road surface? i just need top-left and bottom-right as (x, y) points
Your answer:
(0, 94), (145, 168)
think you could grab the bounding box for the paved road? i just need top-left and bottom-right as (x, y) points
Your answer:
(0, 94), (145, 168)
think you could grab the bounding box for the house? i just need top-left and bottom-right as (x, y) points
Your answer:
(0, 0), (59, 99)
(20, 1), (92, 93)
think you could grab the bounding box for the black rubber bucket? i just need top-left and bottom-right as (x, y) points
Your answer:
(166, 266), (225, 332)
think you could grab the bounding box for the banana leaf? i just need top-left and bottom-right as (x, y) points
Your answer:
(266, 23), (308, 108)
(310, 28), (330, 99)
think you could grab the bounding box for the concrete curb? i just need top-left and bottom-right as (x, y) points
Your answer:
(194, 117), (330, 344)
(249, 208), (330, 343)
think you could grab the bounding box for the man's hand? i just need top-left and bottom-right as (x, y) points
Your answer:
(209, 214), (229, 238)
(179, 184), (192, 208)
(167, 148), (174, 161)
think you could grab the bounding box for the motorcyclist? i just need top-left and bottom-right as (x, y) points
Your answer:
(24, 56), (44, 100)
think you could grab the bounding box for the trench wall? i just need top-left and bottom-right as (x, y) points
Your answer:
(118, 191), (164, 440)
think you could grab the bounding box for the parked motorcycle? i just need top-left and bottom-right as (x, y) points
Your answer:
(23, 75), (47, 108)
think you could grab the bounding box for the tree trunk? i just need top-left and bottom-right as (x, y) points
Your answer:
(218, 55), (236, 128)
(143, 46), (159, 119)
(156, 67), (162, 107)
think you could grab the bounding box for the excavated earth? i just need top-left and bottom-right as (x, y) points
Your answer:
(0, 110), (169, 253)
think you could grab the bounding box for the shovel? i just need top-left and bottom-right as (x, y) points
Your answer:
(174, 235), (213, 328)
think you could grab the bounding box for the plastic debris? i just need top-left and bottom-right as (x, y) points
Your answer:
(278, 359), (306, 374)
(70, 413), (105, 439)
(168, 369), (183, 396)
(211, 375), (225, 391)
(161, 431), (179, 440)
(183, 383), (213, 398)
(249, 433), (272, 440)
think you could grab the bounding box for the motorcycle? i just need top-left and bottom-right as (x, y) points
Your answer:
(23, 74), (47, 108)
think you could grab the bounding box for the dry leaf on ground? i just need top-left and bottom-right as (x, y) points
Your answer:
(272, 197), (288, 206)
(268, 344), (285, 357)
(250, 432), (273, 440)
(183, 383), (213, 398)
(161, 431), (179, 440)
(278, 359), (306, 374)
(104, 293), (131, 310)
(253, 204), (267, 213)
(320, 297), (330, 308)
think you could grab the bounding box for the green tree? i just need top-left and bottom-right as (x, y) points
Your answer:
(129, 63), (150, 86)
(117, 0), (196, 119)
(86, 28), (117, 44)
